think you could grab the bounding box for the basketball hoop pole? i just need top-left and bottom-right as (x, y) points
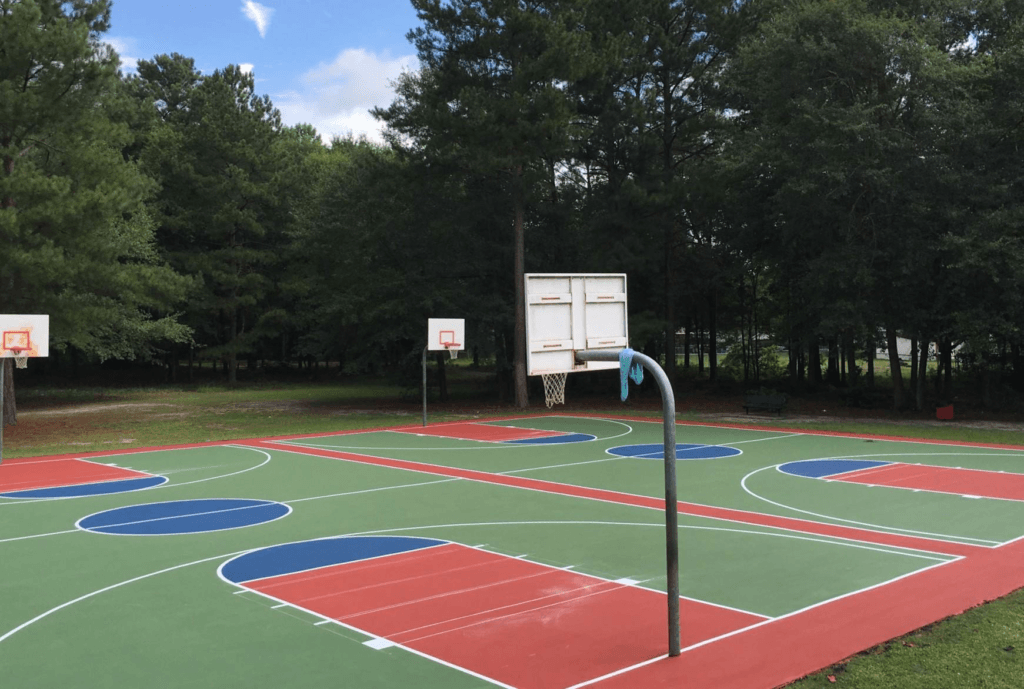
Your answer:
(422, 346), (429, 427)
(576, 349), (680, 657)
(0, 359), (6, 466)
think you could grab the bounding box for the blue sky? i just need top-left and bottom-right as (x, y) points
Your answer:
(106, 0), (424, 142)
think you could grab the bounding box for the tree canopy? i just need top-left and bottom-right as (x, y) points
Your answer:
(6, 0), (1024, 416)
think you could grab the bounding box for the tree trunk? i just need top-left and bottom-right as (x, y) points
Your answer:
(1, 360), (15, 428)
(844, 332), (857, 385)
(909, 337), (919, 399)
(807, 336), (822, 386)
(228, 308), (238, 384)
(826, 336), (840, 386)
(916, 339), (928, 411)
(942, 339), (953, 398)
(866, 334), (875, 387)
(663, 224), (677, 383)
(886, 326), (905, 410)
(683, 319), (691, 370)
(708, 289), (718, 381)
(512, 167), (529, 407)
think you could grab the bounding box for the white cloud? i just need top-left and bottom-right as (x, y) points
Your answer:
(242, 1), (274, 38)
(239, 63), (255, 75)
(274, 49), (418, 143)
(105, 36), (140, 72)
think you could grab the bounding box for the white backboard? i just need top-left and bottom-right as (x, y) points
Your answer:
(525, 274), (627, 375)
(427, 318), (465, 352)
(0, 314), (49, 358)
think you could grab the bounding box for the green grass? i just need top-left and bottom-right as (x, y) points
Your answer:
(790, 593), (1024, 688)
(5, 379), (472, 458)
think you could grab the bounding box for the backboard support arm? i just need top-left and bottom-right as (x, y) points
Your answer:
(575, 349), (680, 657)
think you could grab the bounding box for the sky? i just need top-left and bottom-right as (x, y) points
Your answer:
(105, 0), (424, 143)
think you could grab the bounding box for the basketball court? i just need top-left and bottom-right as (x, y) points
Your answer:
(4, 289), (1024, 687)
(3, 414), (1024, 688)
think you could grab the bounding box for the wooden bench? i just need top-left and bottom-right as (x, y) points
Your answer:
(743, 394), (787, 416)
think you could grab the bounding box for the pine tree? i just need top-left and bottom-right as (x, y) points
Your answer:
(0, 0), (190, 425)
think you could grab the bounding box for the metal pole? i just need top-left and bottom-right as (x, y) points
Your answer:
(575, 349), (680, 656)
(0, 360), (5, 465)
(422, 347), (428, 427)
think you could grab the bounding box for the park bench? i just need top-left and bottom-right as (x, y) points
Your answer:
(743, 393), (787, 416)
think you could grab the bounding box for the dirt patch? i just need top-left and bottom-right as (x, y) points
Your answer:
(20, 403), (178, 417)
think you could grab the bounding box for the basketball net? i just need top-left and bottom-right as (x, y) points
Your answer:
(444, 343), (460, 360)
(541, 372), (567, 408)
(8, 348), (27, 369)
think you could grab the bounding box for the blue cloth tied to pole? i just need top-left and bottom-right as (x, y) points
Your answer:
(619, 348), (643, 401)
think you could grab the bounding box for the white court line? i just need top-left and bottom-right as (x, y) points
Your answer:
(0, 529), (79, 544)
(566, 555), (960, 688)
(0, 446), (273, 506)
(742, 464), (1001, 546)
(283, 477), (462, 504)
(275, 417), (637, 451)
(0, 551), (251, 645)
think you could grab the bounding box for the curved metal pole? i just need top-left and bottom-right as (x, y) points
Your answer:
(575, 349), (680, 657)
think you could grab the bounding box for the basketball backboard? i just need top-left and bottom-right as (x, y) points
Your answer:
(525, 274), (627, 375)
(0, 314), (49, 358)
(427, 318), (465, 353)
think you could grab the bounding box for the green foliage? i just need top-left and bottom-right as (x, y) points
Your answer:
(0, 0), (190, 361)
(128, 56), (308, 378)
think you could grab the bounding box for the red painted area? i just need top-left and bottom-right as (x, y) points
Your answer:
(245, 543), (765, 689)
(252, 441), (981, 558)
(833, 463), (1024, 502)
(393, 422), (565, 443)
(593, 537), (1024, 688)
(0, 458), (150, 493)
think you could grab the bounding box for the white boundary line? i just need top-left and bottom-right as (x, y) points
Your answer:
(741, 463), (1004, 546)
(566, 555), (959, 688)
(0, 551), (252, 646)
(282, 417), (637, 451)
(258, 441), (984, 555)
(0, 446), (272, 505)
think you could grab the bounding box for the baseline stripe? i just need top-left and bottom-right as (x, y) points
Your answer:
(247, 441), (981, 557)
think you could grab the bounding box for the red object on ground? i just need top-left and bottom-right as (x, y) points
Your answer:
(0, 458), (150, 493)
(394, 422), (565, 443)
(244, 543), (766, 689)
(936, 405), (954, 420)
(834, 463), (1024, 502)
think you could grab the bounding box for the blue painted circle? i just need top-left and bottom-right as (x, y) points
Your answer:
(220, 535), (448, 584)
(77, 498), (290, 535)
(504, 433), (597, 445)
(608, 443), (741, 460)
(0, 475), (168, 500)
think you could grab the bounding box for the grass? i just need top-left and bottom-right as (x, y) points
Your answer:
(790, 593), (1024, 688)
(4, 378), (472, 458)
(4, 368), (1024, 687)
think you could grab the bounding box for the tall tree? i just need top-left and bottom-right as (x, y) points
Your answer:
(377, 0), (589, 407)
(725, 0), (979, 407)
(0, 0), (189, 424)
(130, 57), (291, 382)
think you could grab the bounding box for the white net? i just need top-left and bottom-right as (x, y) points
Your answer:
(541, 372), (567, 408)
(14, 356), (27, 369)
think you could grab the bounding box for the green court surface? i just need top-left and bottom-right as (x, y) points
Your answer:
(2, 414), (1024, 688)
